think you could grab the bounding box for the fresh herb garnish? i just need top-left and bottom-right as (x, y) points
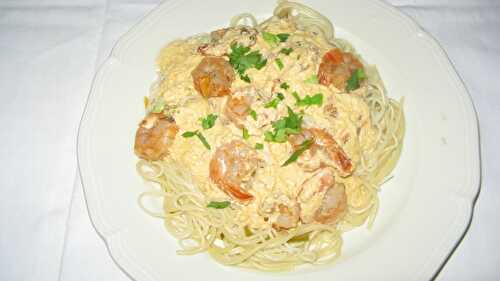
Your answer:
(346, 68), (366, 92)
(264, 99), (279, 109)
(262, 32), (290, 47)
(242, 127), (250, 140)
(240, 74), (251, 83)
(249, 109), (257, 121)
(275, 58), (284, 70)
(264, 107), (303, 143)
(207, 201), (230, 209)
(200, 114), (218, 129)
(264, 93), (285, 109)
(280, 82), (290, 90)
(255, 143), (264, 150)
(182, 131), (197, 138)
(196, 133), (211, 150)
(280, 48), (293, 55)
(304, 74), (319, 84)
(282, 139), (314, 166)
(182, 130), (211, 150)
(229, 43), (267, 83)
(276, 33), (290, 42)
(292, 92), (323, 107)
(262, 32), (279, 47)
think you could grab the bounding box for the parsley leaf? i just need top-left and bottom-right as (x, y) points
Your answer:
(264, 99), (279, 109)
(346, 68), (366, 92)
(280, 82), (290, 90)
(264, 107), (303, 143)
(182, 130), (211, 150)
(200, 114), (218, 130)
(292, 92), (323, 107)
(262, 32), (280, 47)
(304, 74), (319, 84)
(280, 48), (293, 55)
(182, 131), (197, 138)
(249, 109), (257, 120)
(276, 33), (290, 42)
(255, 143), (264, 150)
(229, 43), (267, 83)
(196, 132), (211, 150)
(240, 74), (251, 83)
(275, 58), (284, 70)
(282, 139), (314, 166)
(264, 93), (285, 109)
(242, 127), (250, 140)
(207, 201), (230, 209)
(262, 32), (290, 47)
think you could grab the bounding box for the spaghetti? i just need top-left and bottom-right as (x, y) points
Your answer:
(135, 0), (404, 271)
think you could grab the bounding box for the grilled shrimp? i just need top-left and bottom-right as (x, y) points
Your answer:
(288, 128), (354, 176)
(318, 48), (363, 90)
(209, 140), (260, 202)
(191, 56), (235, 97)
(298, 168), (347, 224)
(134, 113), (179, 161)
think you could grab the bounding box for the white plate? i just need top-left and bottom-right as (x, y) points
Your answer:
(77, 0), (480, 280)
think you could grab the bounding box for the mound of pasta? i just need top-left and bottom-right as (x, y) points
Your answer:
(134, 0), (404, 271)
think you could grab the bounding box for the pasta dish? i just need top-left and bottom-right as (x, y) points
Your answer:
(133, 0), (404, 271)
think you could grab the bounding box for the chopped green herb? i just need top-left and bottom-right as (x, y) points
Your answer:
(240, 74), (251, 83)
(200, 114), (218, 130)
(275, 58), (284, 70)
(196, 132), (211, 150)
(207, 201), (230, 209)
(229, 43), (267, 83)
(255, 143), (264, 150)
(280, 82), (290, 90)
(262, 32), (290, 47)
(264, 99), (279, 109)
(151, 99), (166, 113)
(254, 56), (267, 70)
(249, 109), (257, 121)
(276, 33), (290, 42)
(182, 131), (197, 138)
(304, 74), (319, 84)
(262, 32), (280, 47)
(280, 48), (293, 55)
(346, 68), (366, 92)
(264, 107), (303, 143)
(264, 93), (284, 109)
(264, 131), (275, 142)
(282, 139), (314, 166)
(182, 130), (211, 150)
(242, 127), (250, 140)
(292, 92), (323, 107)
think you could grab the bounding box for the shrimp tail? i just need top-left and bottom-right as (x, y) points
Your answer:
(221, 181), (254, 201)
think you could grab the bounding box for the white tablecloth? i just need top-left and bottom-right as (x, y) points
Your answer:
(0, 1), (498, 280)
